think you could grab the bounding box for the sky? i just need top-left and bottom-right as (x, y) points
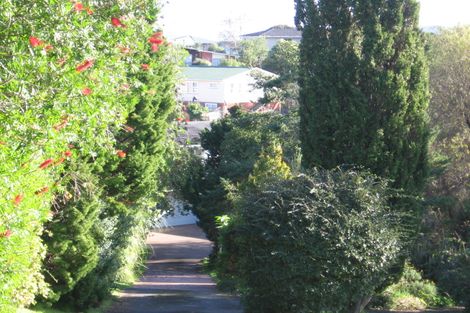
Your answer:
(159, 0), (470, 41)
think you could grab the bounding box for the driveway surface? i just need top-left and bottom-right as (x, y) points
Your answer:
(107, 224), (242, 313)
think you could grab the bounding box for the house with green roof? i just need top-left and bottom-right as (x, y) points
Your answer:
(179, 66), (274, 119)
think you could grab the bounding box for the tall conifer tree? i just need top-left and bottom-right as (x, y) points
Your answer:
(296, 0), (429, 194)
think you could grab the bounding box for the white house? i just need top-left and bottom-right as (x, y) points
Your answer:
(179, 66), (274, 116)
(241, 25), (301, 50)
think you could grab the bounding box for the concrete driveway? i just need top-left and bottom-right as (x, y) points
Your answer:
(106, 225), (242, 313)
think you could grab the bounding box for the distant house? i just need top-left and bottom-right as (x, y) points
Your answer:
(185, 48), (229, 66)
(179, 66), (274, 119)
(173, 35), (216, 51)
(241, 25), (301, 50)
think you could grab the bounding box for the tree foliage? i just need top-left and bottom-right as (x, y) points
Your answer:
(413, 26), (470, 311)
(0, 0), (177, 310)
(234, 169), (404, 313)
(296, 0), (430, 194)
(184, 109), (299, 245)
(262, 39), (299, 79)
(238, 38), (268, 68)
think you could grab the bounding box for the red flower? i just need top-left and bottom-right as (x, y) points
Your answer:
(185, 118), (190, 123)
(29, 36), (43, 48)
(39, 159), (54, 169)
(141, 64), (149, 71)
(13, 194), (24, 206)
(151, 43), (159, 52)
(111, 17), (125, 28)
(35, 186), (49, 195)
(76, 59), (94, 73)
(81, 87), (92, 96)
(152, 31), (163, 38)
(176, 117), (183, 122)
(74, 2), (84, 11)
(64, 150), (73, 157)
(86, 7), (93, 15)
(54, 157), (65, 166)
(1, 230), (12, 238)
(148, 37), (164, 45)
(116, 150), (126, 158)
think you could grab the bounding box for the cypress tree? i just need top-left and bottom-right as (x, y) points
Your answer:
(296, 0), (429, 194)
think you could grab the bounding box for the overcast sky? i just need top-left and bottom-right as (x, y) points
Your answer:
(159, 0), (470, 40)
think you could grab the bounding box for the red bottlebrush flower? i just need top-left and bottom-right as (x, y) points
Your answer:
(64, 150), (73, 157)
(76, 59), (94, 73)
(81, 87), (92, 96)
(148, 37), (164, 45)
(123, 125), (135, 133)
(74, 2), (84, 11)
(39, 159), (54, 169)
(35, 186), (49, 195)
(86, 7), (93, 15)
(54, 157), (65, 166)
(152, 31), (163, 38)
(185, 118), (190, 123)
(111, 17), (125, 28)
(116, 150), (126, 158)
(44, 44), (54, 52)
(141, 64), (149, 71)
(176, 117), (183, 122)
(151, 43), (159, 52)
(29, 36), (43, 47)
(13, 194), (24, 206)
(1, 230), (12, 238)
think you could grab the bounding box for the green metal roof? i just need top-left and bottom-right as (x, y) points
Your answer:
(181, 66), (250, 81)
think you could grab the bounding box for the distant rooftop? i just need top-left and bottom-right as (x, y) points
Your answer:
(181, 66), (251, 81)
(242, 25), (301, 38)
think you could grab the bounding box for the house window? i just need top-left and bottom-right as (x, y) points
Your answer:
(230, 83), (234, 93)
(209, 83), (218, 89)
(205, 103), (218, 112)
(192, 82), (198, 93)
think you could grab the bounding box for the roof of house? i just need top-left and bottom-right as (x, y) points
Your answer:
(181, 66), (250, 81)
(242, 25), (301, 38)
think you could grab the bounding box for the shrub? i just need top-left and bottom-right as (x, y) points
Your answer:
(372, 262), (455, 309)
(193, 58), (212, 66)
(233, 169), (404, 313)
(187, 102), (208, 121)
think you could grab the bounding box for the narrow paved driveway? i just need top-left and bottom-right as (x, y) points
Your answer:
(107, 225), (242, 313)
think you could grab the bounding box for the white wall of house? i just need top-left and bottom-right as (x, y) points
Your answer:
(223, 72), (263, 104)
(179, 70), (265, 105)
(181, 80), (225, 103)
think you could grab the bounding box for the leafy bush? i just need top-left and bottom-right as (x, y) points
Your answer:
(193, 58), (212, 66)
(233, 169), (404, 313)
(220, 58), (243, 67)
(372, 262), (454, 309)
(187, 102), (209, 121)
